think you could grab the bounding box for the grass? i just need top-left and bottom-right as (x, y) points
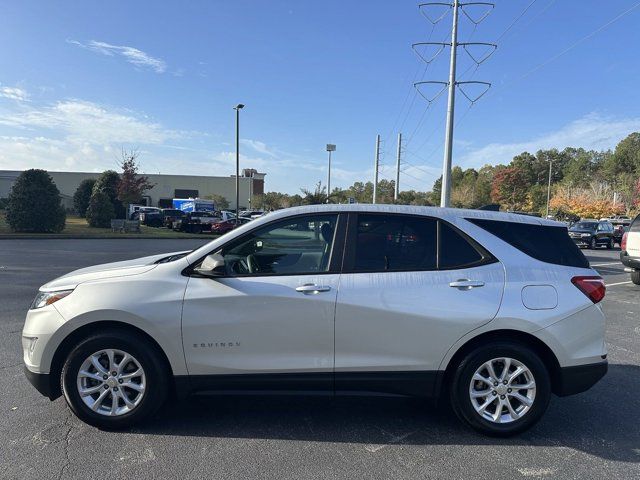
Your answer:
(0, 211), (213, 239)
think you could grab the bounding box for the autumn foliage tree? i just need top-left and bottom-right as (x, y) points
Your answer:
(491, 166), (529, 211)
(117, 149), (155, 207)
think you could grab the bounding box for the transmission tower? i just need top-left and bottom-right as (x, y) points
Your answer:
(413, 1), (496, 207)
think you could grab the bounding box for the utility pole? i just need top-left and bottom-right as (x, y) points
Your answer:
(412, 2), (495, 207)
(373, 134), (380, 204)
(545, 159), (552, 218)
(233, 103), (244, 224)
(395, 133), (402, 201)
(440, 0), (459, 208)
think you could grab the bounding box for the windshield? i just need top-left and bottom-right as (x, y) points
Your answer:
(572, 222), (597, 230)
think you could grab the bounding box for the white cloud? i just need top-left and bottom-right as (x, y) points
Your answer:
(0, 99), (181, 145)
(0, 86), (29, 101)
(68, 40), (167, 73)
(459, 113), (640, 168)
(240, 139), (277, 157)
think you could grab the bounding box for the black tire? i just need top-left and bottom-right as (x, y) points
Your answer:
(631, 270), (640, 286)
(589, 237), (597, 249)
(61, 329), (169, 430)
(606, 238), (614, 250)
(449, 342), (551, 437)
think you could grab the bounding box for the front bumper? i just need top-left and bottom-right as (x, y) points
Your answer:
(570, 235), (592, 247)
(620, 251), (640, 270)
(24, 367), (58, 400)
(555, 361), (608, 396)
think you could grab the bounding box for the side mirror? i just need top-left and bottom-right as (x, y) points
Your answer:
(194, 253), (226, 277)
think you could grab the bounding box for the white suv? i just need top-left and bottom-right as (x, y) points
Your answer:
(22, 205), (607, 436)
(621, 214), (640, 285)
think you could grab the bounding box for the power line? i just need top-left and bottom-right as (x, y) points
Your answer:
(491, 1), (640, 97)
(496, 0), (538, 42)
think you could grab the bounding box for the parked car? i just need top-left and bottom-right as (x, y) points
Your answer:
(161, 209), (184, 229)
(130, 206), (161, 221)
(613, 225), (628, 246)
(172, 211), (218, 233)
(209, 217), (251, 235)
(568, 220), (615, 249)
(22, 205), (607, 436)
(239, 209), (264, 219)
(138, 210), (163, 227)
(620, 214), (640, 285)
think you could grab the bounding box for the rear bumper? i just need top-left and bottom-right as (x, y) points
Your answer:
(24, 367), (58, 400)
(555, 361), (608, 396)
(620, 251), (640, 270)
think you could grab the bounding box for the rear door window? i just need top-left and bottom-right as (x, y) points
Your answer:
(350, 214), (492, 272)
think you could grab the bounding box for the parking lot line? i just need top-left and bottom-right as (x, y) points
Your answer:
(606, 281), (633, 287)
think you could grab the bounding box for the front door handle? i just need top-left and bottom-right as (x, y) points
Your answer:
(449, 279), (485, 290)
(295, 284), (331, 294)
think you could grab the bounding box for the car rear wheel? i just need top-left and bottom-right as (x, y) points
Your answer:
(631, 270), (640, 285)
(61, 330), (168, 429)
(450, 342), (551, 437)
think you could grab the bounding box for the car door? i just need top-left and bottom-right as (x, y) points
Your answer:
(181, 213), (345, 391)
(334, 213), (505, 396)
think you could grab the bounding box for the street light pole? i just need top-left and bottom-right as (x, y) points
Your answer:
(326, 144), (336, 203)
(546, 159), (553, 218)
(233, 104), (244, 224)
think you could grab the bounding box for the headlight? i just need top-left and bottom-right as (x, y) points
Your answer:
(31, 289), (73, 309)
(581, 233), (591, 237)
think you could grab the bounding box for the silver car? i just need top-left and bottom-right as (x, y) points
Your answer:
(22, 205), (607, 436)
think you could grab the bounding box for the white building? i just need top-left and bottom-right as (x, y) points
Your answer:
(0, 170), (266, 211)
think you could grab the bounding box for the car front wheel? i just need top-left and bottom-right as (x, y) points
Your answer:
(450, 342), (551, 436)
(589, 237), (597, 249)
(61, 329), (169, 429)
(631, 270), (640, 285)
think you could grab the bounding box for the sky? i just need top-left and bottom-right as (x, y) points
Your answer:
(1, 0), (639, 194)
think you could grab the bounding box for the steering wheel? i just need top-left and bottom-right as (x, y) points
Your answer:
(246, 254), (260, 273)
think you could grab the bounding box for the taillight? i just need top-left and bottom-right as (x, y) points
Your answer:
(621, 232), (628, 251)
(571, 276), (606, 304)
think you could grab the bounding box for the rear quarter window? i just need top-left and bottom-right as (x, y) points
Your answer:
(467, 218), (589, 268)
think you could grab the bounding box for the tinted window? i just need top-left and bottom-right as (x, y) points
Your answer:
(468, 218), (589, 268)
(220, 214), (338, 275)
(631, 215), (640, 233)
(354, 214), (437, 271)
(573, 222), (597, 230)
(439, 222), (484, 269)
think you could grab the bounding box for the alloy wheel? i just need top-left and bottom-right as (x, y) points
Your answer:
(469, 357), (536, 424)
(76, 349), (146, 416)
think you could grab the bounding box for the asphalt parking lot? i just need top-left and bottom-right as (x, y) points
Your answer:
(0, 239), (638, 480)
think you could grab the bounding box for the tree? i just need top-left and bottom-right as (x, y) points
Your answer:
(86, 191), (116, 228)
(93, 170), (125, 219)
(301, 182), (327, 205)
(117, 149), (155, 207)
(73, 178), (96, 217)
(491, 166), (529, 211)
(5, 169), (66, 233)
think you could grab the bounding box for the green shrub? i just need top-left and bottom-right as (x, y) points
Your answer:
(93, 170), (126, 219)
(5, 169), (66, 233)
(73, 178), (96, 216)
(0, 197), (8, 210)
(86, 191), (115, 228)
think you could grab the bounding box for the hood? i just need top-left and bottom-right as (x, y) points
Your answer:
(41, 250), (190, 291)
(569, 228), (595, 234)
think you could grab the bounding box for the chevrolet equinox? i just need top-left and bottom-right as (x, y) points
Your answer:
(22, 205), (608, 436)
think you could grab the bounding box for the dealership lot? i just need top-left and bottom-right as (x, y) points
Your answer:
(0, 239), (638, 479)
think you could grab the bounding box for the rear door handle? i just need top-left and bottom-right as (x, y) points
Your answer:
(449, 279), (485, 290)
(295, 284), (331, 294)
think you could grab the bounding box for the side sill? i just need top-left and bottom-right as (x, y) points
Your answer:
(174, 371), (442, 399)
